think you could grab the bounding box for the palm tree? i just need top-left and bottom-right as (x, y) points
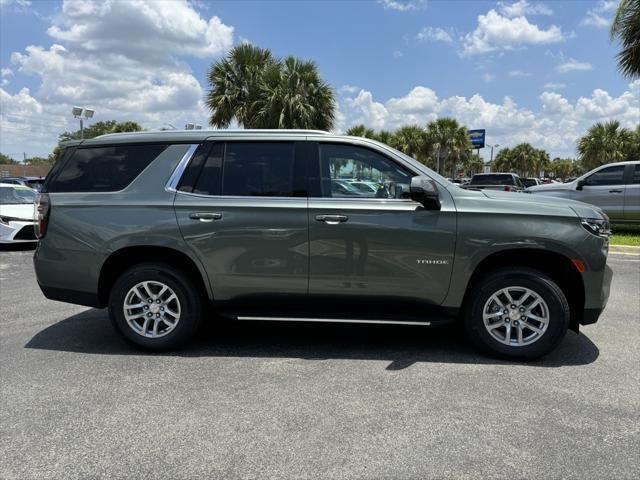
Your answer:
(254, 56), (335, 130)
(345, 124), (376, 138)
(206, 44), (275, 128)
(425, 118), (471, 176)
(389, 125), (426, 160)
(492, 148), (513, 173)
(374, 130), (393, 145)
(206, 45), (336, 130)
(611, 0), (640, 79)
(577, 121), (633, 170)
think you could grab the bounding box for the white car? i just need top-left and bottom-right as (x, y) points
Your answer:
(0, 183), (38, 243)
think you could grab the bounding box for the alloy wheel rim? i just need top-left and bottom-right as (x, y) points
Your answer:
(482, 286), (550, 347)
(123, 281), (181, 338)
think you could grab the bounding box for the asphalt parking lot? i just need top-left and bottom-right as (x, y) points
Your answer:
(1, 246), (638, 480)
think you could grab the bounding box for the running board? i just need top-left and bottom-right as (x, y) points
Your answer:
(236, 316), (431, 326)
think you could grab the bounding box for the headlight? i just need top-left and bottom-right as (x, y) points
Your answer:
(581, 218), (611, 238)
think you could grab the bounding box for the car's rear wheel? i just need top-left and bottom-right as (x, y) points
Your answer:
(108, 263), (202, 350)
(464, 267), (569, 360)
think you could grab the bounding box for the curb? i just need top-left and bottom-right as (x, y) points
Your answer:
(609, 245), (640, 256)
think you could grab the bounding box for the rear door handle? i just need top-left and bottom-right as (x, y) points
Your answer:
(609, 189), (623, 193)
(189, 212), (222, 222)
(315, 214), (348, 225)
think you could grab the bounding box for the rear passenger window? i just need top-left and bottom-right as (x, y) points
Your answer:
(48, 144), (167, 192)
(192, 143), (224, 195)
(633, 165), (640, 184)
(222, 143), (296, 197)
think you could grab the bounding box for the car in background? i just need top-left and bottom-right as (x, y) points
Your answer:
(0, 176), (46, 192)
(527, 161), (639, 223)
(345, 179), (379, 195)
(0, 183), (37, 243)
(463, 173), (525, 192)
(521, 177), (543, 188)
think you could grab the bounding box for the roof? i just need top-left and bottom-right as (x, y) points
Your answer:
(59, 129), (332, 147)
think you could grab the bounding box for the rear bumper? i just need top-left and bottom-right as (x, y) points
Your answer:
(37, 283), (102, 308)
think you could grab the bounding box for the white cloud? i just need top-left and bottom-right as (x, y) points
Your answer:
(508, 69), (532, 77)
(417, 26), (454, 44)
(462, 9), (568, 55)
(543, 82), (566, 90)
(556, 58), (593, 73)
(482, 73), (496, 83)
(581, 1), (617, 28)
(393, 50), (404, 59)
(338, 85), (359, 95)
(498, 1), (553, 17)
(337, 81), (639, 158)
(377, 0), (426, 12)
(1, 0), (234, 157)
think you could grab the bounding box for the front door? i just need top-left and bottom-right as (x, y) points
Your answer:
(307, 143), (456, 312)
(576, 164), (626, 221)
(174, 141), (309, 303)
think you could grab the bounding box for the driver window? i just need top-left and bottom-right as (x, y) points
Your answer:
(318, 143), (412, 199)
(585, 165), (625, 186)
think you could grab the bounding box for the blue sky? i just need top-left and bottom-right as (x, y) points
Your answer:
(0, 0), (638, 160)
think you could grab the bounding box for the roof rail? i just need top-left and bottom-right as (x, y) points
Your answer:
(93, 128), (331, 139)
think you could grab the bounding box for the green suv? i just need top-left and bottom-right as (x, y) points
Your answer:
(33, 130), (613, 359)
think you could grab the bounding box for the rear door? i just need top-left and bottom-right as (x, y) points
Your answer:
(624, 164), (640, 221)
(576, 164), (626, 220)
(307, 142), (456, 310)
(174, 140), (309, 303)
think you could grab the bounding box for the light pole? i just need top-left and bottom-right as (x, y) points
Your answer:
(72, 106), (95, 139)
(488, 143), (500, 163)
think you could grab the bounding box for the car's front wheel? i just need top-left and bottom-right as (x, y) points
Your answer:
(464, 267), (570, 360)
(108, 263), (202, 351)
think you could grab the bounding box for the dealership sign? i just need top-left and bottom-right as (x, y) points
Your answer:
(468, 129), (485, 149)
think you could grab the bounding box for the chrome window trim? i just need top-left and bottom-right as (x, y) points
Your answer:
(164, 144), (199, 193)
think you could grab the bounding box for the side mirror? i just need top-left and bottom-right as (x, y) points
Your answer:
(576, 179), (587, 191)
(410, 176), (441, 210)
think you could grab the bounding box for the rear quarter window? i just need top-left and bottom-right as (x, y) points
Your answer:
(47, 144), (167, 193)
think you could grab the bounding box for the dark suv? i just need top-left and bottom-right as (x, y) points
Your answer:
(34, 130), (612, 359)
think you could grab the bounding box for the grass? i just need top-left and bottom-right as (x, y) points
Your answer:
(610, 223), (640, 247)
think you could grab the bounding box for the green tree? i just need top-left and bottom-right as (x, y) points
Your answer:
(345, 124), (376, 138)
(611, 0), (640, 79)
(548, 158), (582, 180)
(374, 130), (393, 145)
(389, 125), (426, 160)
(206, 44), (335, 130)
(625, 124), (640, 161)
(577, 120), (633, 170)
(492, 147), (513, 173)
(0, 153), (18, 165)
(24, 156), (54, 166)
(425, 118), (471, 177)
(59, 120), (144, 142)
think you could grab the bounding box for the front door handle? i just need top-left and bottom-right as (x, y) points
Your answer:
(609, 189), (623, 193)
(189, 212), (222, 222)
(315, 214), (348, 225)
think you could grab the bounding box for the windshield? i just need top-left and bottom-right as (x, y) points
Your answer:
(470, 174), (515, 186)
(0, 186), (36, 204)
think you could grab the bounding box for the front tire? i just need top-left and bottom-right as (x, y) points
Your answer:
(108, 263), (203, 351)
(464, 267), (569, 360)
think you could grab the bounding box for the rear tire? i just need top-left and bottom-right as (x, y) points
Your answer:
(464, 267), (569, 360)
(108, 263), (202, 351)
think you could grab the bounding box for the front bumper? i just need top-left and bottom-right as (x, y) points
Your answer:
(0, 220), (37, 243)
(581, 263), (613, 325)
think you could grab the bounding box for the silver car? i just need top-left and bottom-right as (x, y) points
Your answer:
(527, 161), (640, 223)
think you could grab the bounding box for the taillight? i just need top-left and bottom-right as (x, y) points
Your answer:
(35, 193), (50, 239)
(504, 186), (511, 191)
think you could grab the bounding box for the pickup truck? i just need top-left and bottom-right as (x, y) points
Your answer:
(463, 173), (525, 192)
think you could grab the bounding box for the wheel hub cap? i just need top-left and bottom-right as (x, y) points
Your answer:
(482, 286), (550, 347)
(123, 281), (181, 338)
